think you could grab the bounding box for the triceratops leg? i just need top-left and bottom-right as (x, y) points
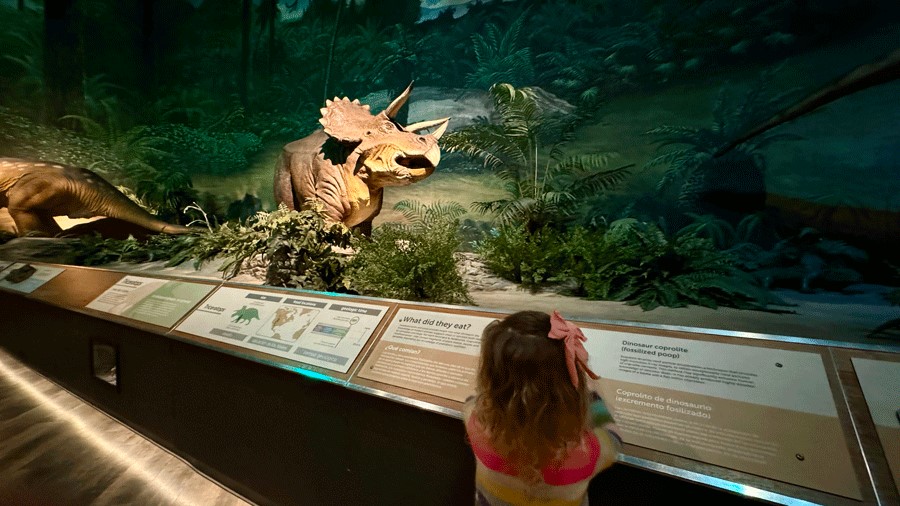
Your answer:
(352, 220), (373, 237)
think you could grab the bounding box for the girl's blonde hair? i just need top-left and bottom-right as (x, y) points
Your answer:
(474, 311), (590, 482)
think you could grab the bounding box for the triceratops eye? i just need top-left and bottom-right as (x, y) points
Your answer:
(380, 122), (395, 133)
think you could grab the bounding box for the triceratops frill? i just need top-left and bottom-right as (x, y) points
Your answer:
(274, 83), (449, 234)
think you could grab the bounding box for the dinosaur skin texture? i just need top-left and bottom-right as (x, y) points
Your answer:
(0, 158), (192, 237)
(274, 82), (449, 234)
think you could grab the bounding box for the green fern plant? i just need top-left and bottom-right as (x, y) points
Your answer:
(475, 224), (565, 289)
(444, 83), (632, 232)
(645, 71), (802, 213)
(58, 115), (168, 179)
(465, 10), (535, 89)
(581, 219), (783, 311)
(751, 228), (868, 292)
(348, 200), (472, 304)
(215, 203), (356, 291)
(70, 204), (357, 292)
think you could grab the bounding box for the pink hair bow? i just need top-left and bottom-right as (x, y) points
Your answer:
(548, 310), (599, 388)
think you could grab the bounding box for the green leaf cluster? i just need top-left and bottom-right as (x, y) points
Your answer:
(71, 233), (200, 267)
(70, 204), (356, 293)
(212, 203), (356, 292)
(475, 224), (566, 289)
(748, 228), (868, 292)
(349, 200), (472, 305)
(645, 71), (801, 209)
(480, 219), (782, 311)
(575, 219), (782, 311)
(141, 123), (261, 176)
(0, 107), (132, 173)
(465, 10), (535, 89)
(444, 83), (631, 232)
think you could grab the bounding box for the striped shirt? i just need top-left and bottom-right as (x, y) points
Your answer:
(463, 401), (619, 506)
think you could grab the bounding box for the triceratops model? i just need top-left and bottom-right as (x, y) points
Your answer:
(274, 83), (449, 233)
(0, 158), (192, 237)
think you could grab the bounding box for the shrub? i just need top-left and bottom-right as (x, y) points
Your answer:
(475, 224), (564, 289)
(207, 204), (356, 291)
(579, 219), (782, 311)
(349, 201), (472, 305)
(71, 204), (357, 293)
(141, 123), (261, 176)
(749, 228), (868, 292)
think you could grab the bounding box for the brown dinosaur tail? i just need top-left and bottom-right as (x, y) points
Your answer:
(70, 166), (197, 235)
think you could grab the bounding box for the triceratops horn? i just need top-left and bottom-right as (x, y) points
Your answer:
(432, 119), (449, 140)
(406, 117), (450, 139)
(382, 81), (415, 119)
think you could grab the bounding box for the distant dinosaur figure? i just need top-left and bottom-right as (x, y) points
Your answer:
(274, 82), (449, 234)
(0, 158), (192, 237)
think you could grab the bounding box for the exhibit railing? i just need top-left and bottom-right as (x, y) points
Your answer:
(0, 260), (897, 506)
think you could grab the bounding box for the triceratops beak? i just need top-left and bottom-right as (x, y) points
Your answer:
(405, 117), (450, 140)
(382, 81), (415, 119)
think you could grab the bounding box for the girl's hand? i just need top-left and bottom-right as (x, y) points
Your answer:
(590, 391), (615, 428)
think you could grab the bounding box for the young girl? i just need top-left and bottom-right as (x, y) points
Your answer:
(463, 310), (621, 506)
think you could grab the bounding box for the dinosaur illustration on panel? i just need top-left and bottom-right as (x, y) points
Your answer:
(0, 158), (192, 237)
(274, 82), (449, 234)
(231, 306), (260, 325)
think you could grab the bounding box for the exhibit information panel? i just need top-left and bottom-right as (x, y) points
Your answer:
(358, 308), (495, 402)
(851, 358), (900, 495)
(0, 263), (65, 293)
(87, 275), (215, 328)
(175, 286), (387, 373)
(582, 329), (861, 499)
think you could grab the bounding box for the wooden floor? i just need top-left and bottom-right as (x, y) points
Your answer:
(0, 348), (253, 506)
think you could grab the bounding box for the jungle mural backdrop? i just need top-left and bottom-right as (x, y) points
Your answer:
(0, 0), (898, 340)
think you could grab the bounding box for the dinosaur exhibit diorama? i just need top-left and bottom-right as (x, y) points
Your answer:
(0, 0), (896, 341)
(274, 83), (448, 234)
(0, 158), (191, 237)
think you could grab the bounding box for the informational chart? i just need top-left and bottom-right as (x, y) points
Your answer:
(358, 308), (495, 402)
(86, 275), (215, 328)
(0, 263), (65, 293)
(852, 358), (900, 495)
(175, 286), (387, 373)
(583, 329), (861, 499)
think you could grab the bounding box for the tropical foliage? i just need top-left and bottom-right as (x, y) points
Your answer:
(475, 224), (565, 289)
(202, 203), (356, 291)
(465, 10), (534, 90)
(349, 200), (472, 305)
(566, 219), (783, 311)
(73, 203), (357, 292)
(746, 228), (868, 292)
(444, 83), (632, 232)
(645, 71), (802, 214)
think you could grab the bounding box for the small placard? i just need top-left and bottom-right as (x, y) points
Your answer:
(86, 275), (214, 328)
(0, 263), (65, 293)
(584, 329), (861, 499)
(175, 286), (387, 373)
(358, 308), (495, 402)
